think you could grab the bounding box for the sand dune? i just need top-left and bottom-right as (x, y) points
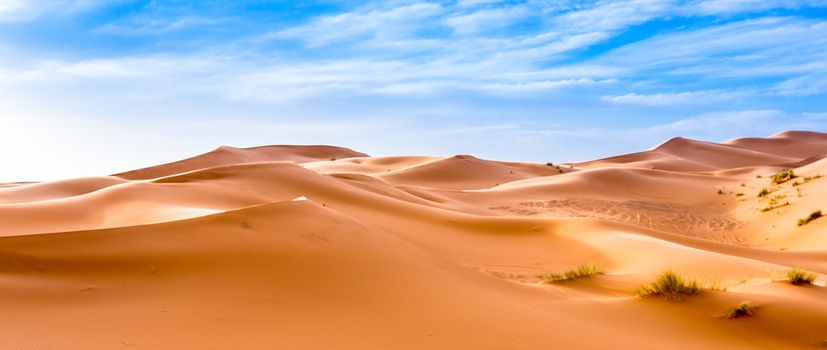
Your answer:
(578, 136), (804, 172)
(4, 131), (827, 349)
(0, 176), (127, 204)
(726, 131), (827, 158)
(114, 144), (368, 180)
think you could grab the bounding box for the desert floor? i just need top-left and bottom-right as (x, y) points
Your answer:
(2, 131), (827, 349)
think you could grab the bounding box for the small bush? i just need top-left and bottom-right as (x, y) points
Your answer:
(735, 193), (744, 197)
(798, 210), (823, 226)
(757, 188), (770, 197)
(772, 169), (796, 184)
(727, 302), (753, 319)
(539, 263), (605, 283)
(786, 268), (816, 285)
(717, 189), (724, 195)
(636, 270), (701, 300)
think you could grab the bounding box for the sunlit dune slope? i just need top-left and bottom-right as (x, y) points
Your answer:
(114, 144), (367, 180)
(577, 136), (807, 172)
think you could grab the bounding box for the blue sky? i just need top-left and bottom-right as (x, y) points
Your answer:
(1, 0), (826, 180)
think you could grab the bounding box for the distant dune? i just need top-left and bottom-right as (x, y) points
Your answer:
(2, 132), (827, 349)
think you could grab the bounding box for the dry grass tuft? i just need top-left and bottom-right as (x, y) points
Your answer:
(636, 270), (702, 300)
(787, 268), (816, 285)
(771, 169), (796, 184)
(727, 302), (753, 319)
(539, 263), (605, 283)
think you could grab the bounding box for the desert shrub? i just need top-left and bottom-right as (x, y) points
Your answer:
(727, 302), (753, 319)
(717, 189), (724, 195)
(786, 268), (816, 285)
(736, 193), (744, 197)
(772, 169), (796, 184)
(757, 188), (770, 197)
(636, 270), (701, 300)
(539, 263), (605, 283)
(798, 210), (823, 226)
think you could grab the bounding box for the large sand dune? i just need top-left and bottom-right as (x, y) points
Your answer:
(3, 132), (827, 349)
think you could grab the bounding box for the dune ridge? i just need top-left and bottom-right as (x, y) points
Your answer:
(3, 131), (827, 349)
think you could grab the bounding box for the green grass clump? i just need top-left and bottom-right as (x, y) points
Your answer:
(636, 270), (701, 300)
(727, 302), (753, 319)
(757, 188), (770, 197)
(772, 169), (796, 184)
(797, 210), (823, 226)
(786, 268), (816, 285)
(539, 263), (605, 283)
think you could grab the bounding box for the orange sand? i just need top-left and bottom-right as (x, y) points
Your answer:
(2, 131), (827, 349)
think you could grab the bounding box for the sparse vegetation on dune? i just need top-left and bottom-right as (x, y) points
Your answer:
(804, 174), (823, 182)
(545, 162), (566, 174)
(757, 188), (770, 197)
(539, 263), (605, 283)
(798, 210), (823, 226)
(786, 268), (817, 286)
(771, 169), (796, 184)
(761, 194), (790, 212)
(636, 270), (702, 300)
(727, 302), (753, 319)
(761, 203), (789, 212)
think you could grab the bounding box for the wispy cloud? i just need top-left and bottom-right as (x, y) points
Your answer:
(269, 2), (445, 47)
(600, 16), (827, 77)
(686, 0), (827, 15)
(0, 0), (115, 22)
(602, 90), (744, 106)
(773, 74), (827, 96)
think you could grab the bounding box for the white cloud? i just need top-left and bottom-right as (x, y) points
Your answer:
(774, 74), (827, 96)
(98, 16), (228, 35)
(686, 0), (827, 15)
(444, 5), (529, 35)
(600, 17), (827, 78)
(641, 109), (782, 135)
(554, 0), (675, 33)
(0, 0), (115, 22)
(602, 90), (744, 106)
(269, 2), (444, 47)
